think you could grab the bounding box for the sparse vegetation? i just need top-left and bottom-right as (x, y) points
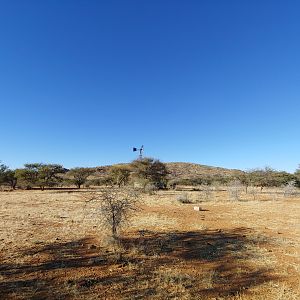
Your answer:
(247, 167), (297, 190)
(0, 183), (299, 299)
(248, 185), (259, 200)
(295, 165), (300, 187)
(84, 187), (140, 238)
(144, 182), (158, 195)
(228, 179), (243, 200)
(130, 157), (168, 189)
(67, 167), (93, 188)
(201, 183), (215, 200)
(176, 192), (192, 203)
(0, 163), (17, 189)
(14, 163), (66, 190)
(108, 164), (131, 187)
(1, 159), (300, 299)
(0, 162), (8, 182)
(283, 180), (298, 198)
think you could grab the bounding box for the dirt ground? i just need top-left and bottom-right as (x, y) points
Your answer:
(0, 189), (299, 299)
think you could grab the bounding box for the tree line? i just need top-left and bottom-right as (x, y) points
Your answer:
(167, 166), (300, 190)
(0, 158), (169, 191)
(1, 160), (300, 191)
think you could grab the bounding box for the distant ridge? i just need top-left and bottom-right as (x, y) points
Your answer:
(94, 162), (243, 180)
(165, 162), (243, 180)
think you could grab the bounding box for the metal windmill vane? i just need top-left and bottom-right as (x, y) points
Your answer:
(133, 145), (144, 159)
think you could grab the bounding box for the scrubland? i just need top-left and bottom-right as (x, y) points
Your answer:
(0, 188), (299, 299)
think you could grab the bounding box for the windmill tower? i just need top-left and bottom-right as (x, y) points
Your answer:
(133, 145), (144, 159)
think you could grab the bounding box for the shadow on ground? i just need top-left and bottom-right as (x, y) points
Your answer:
(0, 228), (280, 299)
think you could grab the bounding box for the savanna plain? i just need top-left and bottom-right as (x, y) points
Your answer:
(0, 188), (299, 300)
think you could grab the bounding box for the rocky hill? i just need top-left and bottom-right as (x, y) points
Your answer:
(165, 162), (243, 180)
(93, 162), (243, 180)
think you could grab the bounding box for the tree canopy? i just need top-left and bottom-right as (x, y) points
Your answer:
(130, 157), (168, 188)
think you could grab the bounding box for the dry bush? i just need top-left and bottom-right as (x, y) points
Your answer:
(228, 180), (244, 201)
(201, 184), (215, 201)
(248, 186), (259, 200)
(83, 187), (140, 238)
(283, 180), (298, 198)
(144, 182), (158, 195)
(176, 192), (192, 204)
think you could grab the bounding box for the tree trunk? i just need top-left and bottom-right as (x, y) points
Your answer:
(9, 179), (17, 190)
(112, 214), (117, 237)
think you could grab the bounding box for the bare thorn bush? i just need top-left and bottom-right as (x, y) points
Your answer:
(176, 192), (192, 204)
(283, 180), (298, 198)
(248, 186), (258, 201)
(84, 187), (140, 239)
(144, 182), (158, 195)
(228, 180), (244, 201)
(201, 184), (215, 201)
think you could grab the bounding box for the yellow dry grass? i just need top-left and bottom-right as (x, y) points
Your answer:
(0, 188), (299, 299)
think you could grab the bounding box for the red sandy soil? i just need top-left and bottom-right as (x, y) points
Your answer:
(0, 189), (299, 299)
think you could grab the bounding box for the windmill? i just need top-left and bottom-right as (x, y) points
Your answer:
(133, 145), (144, 159)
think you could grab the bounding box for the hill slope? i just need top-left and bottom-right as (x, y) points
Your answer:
(94, 162), (243, 180)
(165, 162), (243, 180)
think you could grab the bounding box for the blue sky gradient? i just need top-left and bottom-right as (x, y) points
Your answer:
(0, 0), (299, 172)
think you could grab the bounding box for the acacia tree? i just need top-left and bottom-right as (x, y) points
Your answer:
(247, 167), (296, 190)
(15, 165), (39, 189)
(237, 173), (251, 193)
(0, 162), (8, 184)
(67, 167), (93, 188)
(109, 165), (131, 187)
(3, 169), (17, 189)
(295, 165), (300, 187)
(130, 157), (168, 189)
(84, 187), (140, 238)
(36, 164), (66, 190)
(15, 163), (66, 190)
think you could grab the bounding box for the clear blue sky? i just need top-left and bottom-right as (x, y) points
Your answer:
(0, 0), (299, 172)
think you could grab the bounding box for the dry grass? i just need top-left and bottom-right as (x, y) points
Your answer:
(0, 188), (299, 299)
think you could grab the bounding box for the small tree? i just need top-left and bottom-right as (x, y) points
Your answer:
(84, 187), (140, 238)
(0, 162), (8, 184)
(36, 164), (66, 190)
(283, 180), (298, 198)
(228, 180), (243, 201)
(109, 165), (131, 187)
(15, 165), (39, 189)
(3, 169), (17, 189)
(67, 167), (93, 188)
(237, 173), (250, 193)
(130, 157), (168, 189)
(295, 165), (300, 187)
